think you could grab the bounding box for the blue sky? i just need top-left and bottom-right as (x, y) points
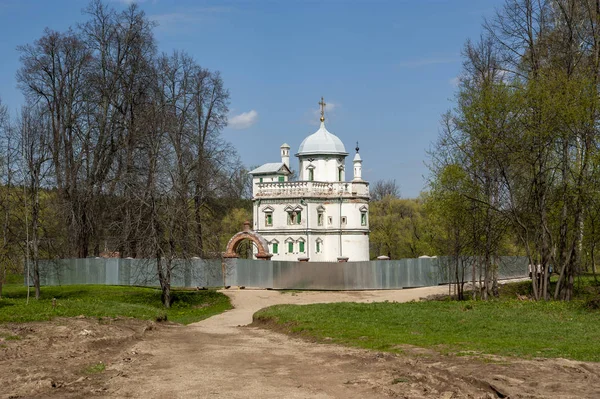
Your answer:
(0, 0), (504, 197)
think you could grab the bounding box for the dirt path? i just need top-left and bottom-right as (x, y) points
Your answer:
(3, 286), (600, 398)
(99, 287), (600, 398)
(107, 287), (454, 399)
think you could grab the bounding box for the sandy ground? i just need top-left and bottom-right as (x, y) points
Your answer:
(2, 285), (600, 398)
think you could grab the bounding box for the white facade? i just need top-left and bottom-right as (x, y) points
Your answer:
(249, 117), (370, 262)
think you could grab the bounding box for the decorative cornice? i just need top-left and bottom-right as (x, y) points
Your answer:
(256, 229), (369, 236)
(255, 197), (369, 204)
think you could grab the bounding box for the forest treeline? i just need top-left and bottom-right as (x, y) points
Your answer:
(427, 0), (600, 301)
(372, 1), (600, 303)
(0, 0), (251, 304)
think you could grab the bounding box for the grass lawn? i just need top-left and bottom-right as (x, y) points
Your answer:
(0, 284), (232, 325)
(255, 292), (600, 362)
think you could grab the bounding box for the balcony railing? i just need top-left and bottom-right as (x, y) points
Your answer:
(254, 180), (369, 198)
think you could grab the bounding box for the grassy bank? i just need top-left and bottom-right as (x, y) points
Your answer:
(254, 298), (600, 362)
(0, 284), (231, 324)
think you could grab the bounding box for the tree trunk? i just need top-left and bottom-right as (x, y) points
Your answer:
(32, 189), (40, 300)
(156, 255), (171, 309)
(0, 139), (11, 299)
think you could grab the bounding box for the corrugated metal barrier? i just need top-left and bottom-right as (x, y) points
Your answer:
(32, 258), (224, 288)
(30, 256), (528, 290)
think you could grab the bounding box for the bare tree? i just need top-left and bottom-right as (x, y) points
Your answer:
(11, 0), (244, 307)
(17, 28), (90, 257)
(190, 70), (230, 256)
(370, 179), (401, 201)
(18, 106), (52, 299)
(0, 98), (12, 298)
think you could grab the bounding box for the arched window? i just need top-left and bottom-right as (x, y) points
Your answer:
(315, 238), (323, 253)
(270, 239), (279, 254)
(306, 164), (315, 181)
(360, 205), (368, 226)
(285, 237), (295, 253)
(298, 238), (306, 253)
(285, 205), (303, 225)
(317, 205), (325, 226)
(262, 206), (274, 227)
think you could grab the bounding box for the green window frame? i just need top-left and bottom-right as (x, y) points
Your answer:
(338, 169), (342, 181)
(278, 175), (284, 182)
(361, 212), (367, 226)
(259, 177), (263, 183)
(288, 211), (302, 225)
(299, 241), (305, 253)
(317, 213), (323, 226)
(288, 242), (294, 253)
(272, 243), (278, 254)
(316, 241), (321, 253)
(266, 213), (273, 226)
(308, 169), (314, 181)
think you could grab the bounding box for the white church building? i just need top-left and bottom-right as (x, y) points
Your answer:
(249, 98), (370, 262)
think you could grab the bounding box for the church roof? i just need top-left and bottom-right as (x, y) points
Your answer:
(249, 162), (291, 175)
(296, 121), (348, 157)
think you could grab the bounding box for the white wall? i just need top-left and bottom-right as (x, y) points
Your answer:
(298, 156), (346, 182)
(252, 174), (288, 197)
(259, 232), (369, 262)
(254, 199), (369, 261)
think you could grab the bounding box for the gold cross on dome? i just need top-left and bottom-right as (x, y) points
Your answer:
(319, 97), (326, 122)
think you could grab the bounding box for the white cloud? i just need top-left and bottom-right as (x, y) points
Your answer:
(398, 57), (458, 68)
(151, 12), (196, 26)
(113, 0), (147, 4)
(311, 101), (339, 124)
(150, 7), (234, 31)
(324, 101), (337, 112)
(229, 110), (258, 130)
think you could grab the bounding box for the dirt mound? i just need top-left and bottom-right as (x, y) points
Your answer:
(0, 317), (160, 398)
(253, 319), (600, 399)
(2, 288), (600, 398)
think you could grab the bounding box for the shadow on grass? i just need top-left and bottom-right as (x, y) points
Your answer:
(0, 284), (232, 325)
(497, 274), (600, 300)
(4, 288), (89, 300)
(3, 285), (209, 308)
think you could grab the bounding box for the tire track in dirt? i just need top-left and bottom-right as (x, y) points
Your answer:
(101, 287), (600, 399)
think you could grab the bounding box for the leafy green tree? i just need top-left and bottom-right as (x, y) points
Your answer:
(430, 0), (600, 301)
(369, 196), (432, 259)
(425, 165), (475, 300)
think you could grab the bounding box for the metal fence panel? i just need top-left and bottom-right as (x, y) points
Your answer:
(232, 259), (273, 288)
(381, 260), (403, 289)
(272, 261), (346, 290)
(437, 256), (530, 285)
(498, 256), (529, 279)
(190, 259), (224, 288)
(28, 256), (528, 290)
